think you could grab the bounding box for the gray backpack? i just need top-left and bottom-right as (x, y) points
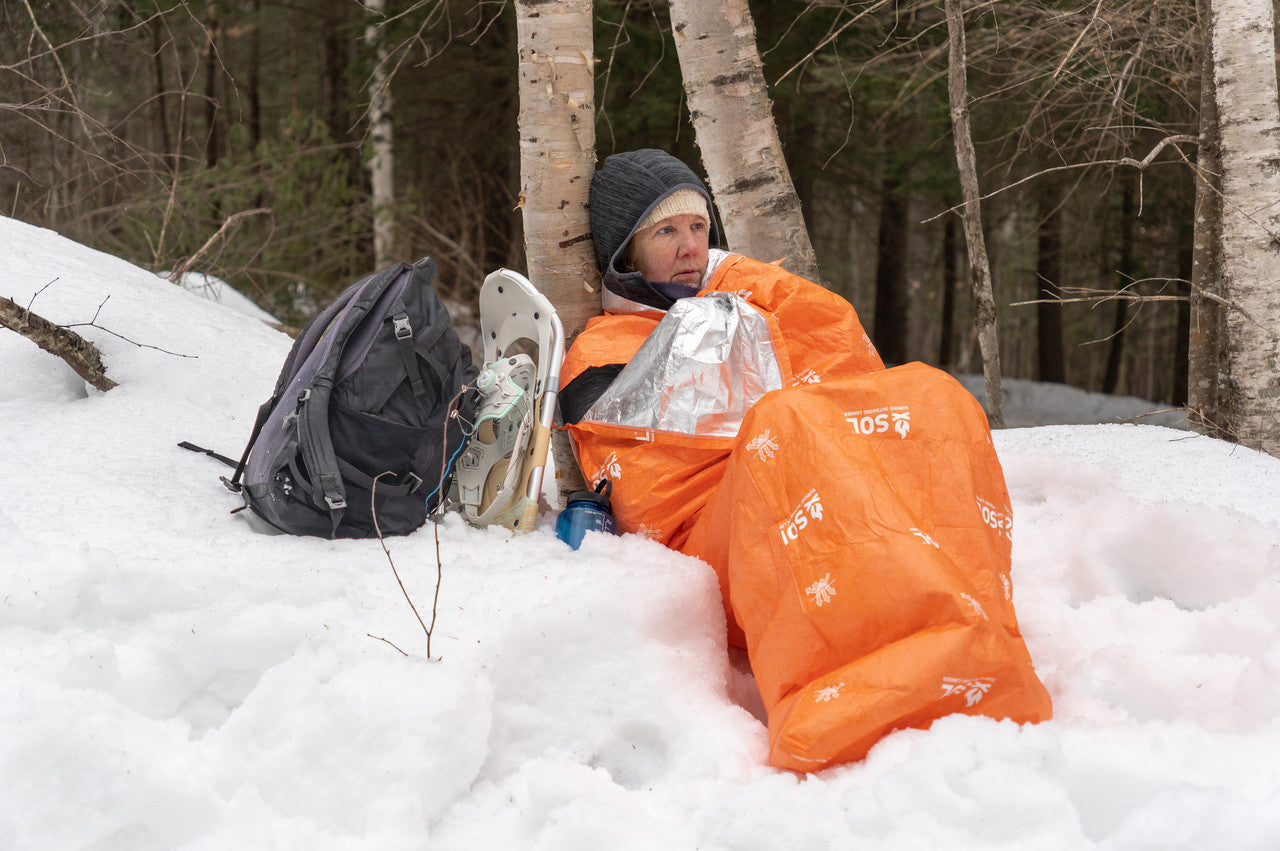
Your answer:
(221, 257), (477, 537)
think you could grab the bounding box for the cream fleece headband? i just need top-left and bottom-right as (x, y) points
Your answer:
(635, 189), (710, 232)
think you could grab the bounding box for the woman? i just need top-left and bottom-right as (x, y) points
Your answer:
(559, 149), (1051, 772)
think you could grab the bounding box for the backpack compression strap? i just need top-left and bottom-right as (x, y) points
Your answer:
(391, 307), (428, 400)
(390, 300), (449, 409)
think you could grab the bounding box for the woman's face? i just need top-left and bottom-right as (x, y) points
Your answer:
(627, 214), (710, 285)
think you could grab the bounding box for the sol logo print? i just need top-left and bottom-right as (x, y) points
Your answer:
(976, 496), (1012, 541)
(941, 676), (994, 707)
(814, 682), (844, 703)
(746, 429), (780, 462)
(779, 489), (824, 546)
(595, 452), (622, 482)
(845, 406), (911, 438)
(793, 368), (822, 386)
(805, 573), (836, 606)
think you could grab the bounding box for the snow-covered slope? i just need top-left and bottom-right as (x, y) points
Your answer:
(2, 215), (1278, 850)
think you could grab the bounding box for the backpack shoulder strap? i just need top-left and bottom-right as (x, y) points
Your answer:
(295, 262), (411, 534)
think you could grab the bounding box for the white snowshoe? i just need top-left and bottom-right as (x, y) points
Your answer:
(455, 269), (565, 532)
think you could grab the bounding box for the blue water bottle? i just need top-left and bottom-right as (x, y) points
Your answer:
(556, 479), (616, 549)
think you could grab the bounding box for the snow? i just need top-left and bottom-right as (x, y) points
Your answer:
(2, 213), (1278, 850)
(164, 271), (283, 327)
(954, 374), (1189, 430)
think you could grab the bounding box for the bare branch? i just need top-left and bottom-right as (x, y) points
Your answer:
(19, 0), (92, 139)
(63, 296), (196, 359)
(167, 208), (272, 283)
(774, 0), (897, 86)
(372, 472), (435, 659)
(0, 293), (117, 391)
(923, 134), (1200, 224)
(1050, 0), (1105, 85)
(366, 633), (409, 656)
(1013, 281), (1280, 343)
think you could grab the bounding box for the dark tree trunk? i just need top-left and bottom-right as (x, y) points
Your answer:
(1036, 188), (1065, 384)
(872, 171), (910, 365)
(151, 18), (173, 169)
(939, 212), (959, 369)
(1188, 0), (1226, 434)
(318, 0), (362, 204)
(248, 0), (262, 151)
(1103, 176), (1137, 394)
(203, 2), (224, 168)
(1174, 209), (1193, 406)
(945, 0), (1004, 426)
(320, 3), (356, 148)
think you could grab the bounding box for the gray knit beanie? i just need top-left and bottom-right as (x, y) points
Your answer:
(590, 149), (720, 282)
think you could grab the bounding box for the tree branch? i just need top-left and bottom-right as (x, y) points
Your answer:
(167, 207), (272, 283)
(1013, 280), (1280, 343)
(0, 293), (117, 391)
(64, 296), (196, 359)
(923, 135), (1200, 224)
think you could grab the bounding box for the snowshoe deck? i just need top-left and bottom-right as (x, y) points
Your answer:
(455, 269), (564, 531)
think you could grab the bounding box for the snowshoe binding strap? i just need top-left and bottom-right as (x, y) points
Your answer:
(455, 354), (537, 526)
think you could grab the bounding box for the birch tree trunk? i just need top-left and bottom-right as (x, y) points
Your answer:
(945, 0), (1004, 428)
(514, 0), (597, 497)
(1207, 0), (1280, 455)
(667, 0), (821, 282)
(514, 0), (598, 342)
(364, 0), (395, 267)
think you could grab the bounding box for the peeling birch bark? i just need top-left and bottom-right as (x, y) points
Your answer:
(1211, 0), (1280, 455)
(0, 296), (117, 392)
(668, 0), (822, 282)
(515, 0), (597, 497)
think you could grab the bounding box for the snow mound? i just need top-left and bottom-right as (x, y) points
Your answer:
(3, 214), (1279, 849)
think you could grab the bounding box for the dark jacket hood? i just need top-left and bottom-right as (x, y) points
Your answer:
(590, 149), (721, 310)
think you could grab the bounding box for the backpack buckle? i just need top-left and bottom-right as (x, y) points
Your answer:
(318, 473), (346, 511)
(392, 313), (413, 340)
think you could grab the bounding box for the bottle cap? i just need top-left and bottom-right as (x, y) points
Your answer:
(567, 478), (612, 511)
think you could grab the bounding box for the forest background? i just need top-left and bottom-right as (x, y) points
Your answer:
(1, 0), (1204, 408)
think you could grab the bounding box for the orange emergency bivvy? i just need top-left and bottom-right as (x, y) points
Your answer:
(561, 253), (1052, 772)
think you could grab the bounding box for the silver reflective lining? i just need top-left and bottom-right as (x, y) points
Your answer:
(583, 293), (783, 438)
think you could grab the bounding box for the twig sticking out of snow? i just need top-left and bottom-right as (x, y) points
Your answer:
(372, 472), (439, 659)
